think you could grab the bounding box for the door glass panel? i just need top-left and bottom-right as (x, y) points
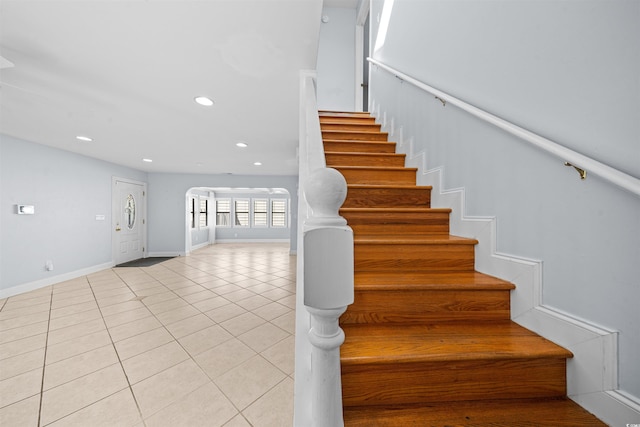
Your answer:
(125, 194), (136, 229)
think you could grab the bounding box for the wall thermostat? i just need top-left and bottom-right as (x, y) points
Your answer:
(17, 205), (35, 215)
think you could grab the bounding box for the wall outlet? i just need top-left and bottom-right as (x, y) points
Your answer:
(45, 260), (54, 271)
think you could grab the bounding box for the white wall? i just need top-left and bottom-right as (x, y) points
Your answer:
(316, 7), (357, 111)
(0, 136), (299, 296)
(369, 0), (639, 404)
(147, 173), (298, 257)
(0, 134), (147, 294)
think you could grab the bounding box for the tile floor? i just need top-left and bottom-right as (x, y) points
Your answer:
(0, 243), (296, 426)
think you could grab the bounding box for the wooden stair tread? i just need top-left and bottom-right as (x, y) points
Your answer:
(348, 184), (432, 190)
(326, 151), (405, 158)
(335, 165), (417, 171)
(343, 398), (606, 426)
(341, 321), (573, 364)
(354, 271), (515, 290)
(342, 207), (451, 213)
(319, 110), (372, 116)
(354, 234), (478, 245)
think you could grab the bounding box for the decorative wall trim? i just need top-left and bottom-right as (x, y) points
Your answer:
(0, 262), (113, 299)
(378, 108), (640, 426)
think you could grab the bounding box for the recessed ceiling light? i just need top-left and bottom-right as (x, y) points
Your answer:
(76, 135), (92, 142)
(236, 142), (248, 148)
(253, 161), (262, 166)
(194, 96), (214, 106)
(143, 158), (153, 163)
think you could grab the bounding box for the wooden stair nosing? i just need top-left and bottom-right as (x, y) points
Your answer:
(354, 234), (479, 245)
(353, 271), (515, 290)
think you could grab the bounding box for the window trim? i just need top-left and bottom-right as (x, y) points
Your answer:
(270, 198), (287, 228)
(215, 198), (231, 228)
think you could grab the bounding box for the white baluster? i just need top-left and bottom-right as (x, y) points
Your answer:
(303, 168), (354, 427)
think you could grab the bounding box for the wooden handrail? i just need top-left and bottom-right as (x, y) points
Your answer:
(368, 58), (640, 198)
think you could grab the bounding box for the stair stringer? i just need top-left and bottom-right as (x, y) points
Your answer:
(381, 120), (639, 426)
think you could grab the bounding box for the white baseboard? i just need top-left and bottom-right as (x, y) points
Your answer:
(383, 110), (640, 425)
(213, 239), (290, 244)
(147, 251), (186, 257)
(0, 262), (113, 299)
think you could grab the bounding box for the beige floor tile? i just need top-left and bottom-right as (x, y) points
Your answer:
(220, 312), (265, 336)
(194, 338), (256, 380)
(0, 310), (49, 332)
(261, 335), (295, 376)
(133, 285), (170, 296)
(139, 291), (176, 307)
(154, 305), (199, 326)
(238, 322), (289, 353)
(47, 317), (106, 346)
(131, 359), (209, 419)
(261, 288), (293, 301)
(214, 355), (286, 410)
(172, 285), (206, 297)
(204, 303), (245, 323)
(0, 302), (51, 320)
(223, 414), (252, 427)
(235, 294), (272, 311)
(144, 382), (237, 427)
(222, 289), (256, 303)
(40, 363), (128, 426)
(276, 294), (296, 309)
(0, 332), (47, 360)
(178, 325), (233, 356)
(210, 284), (243, 295)
(192, 296), (231, 312)
(251, 302), (291, 321)
(49, 300), (99, 319)
(46, 388), (142, 427)
(146, 298), (189, 315)
(45, 329), (112, 365)
(103, 306), (152, 328)
(0, 347), (45, 381)
(180, 290), (217, 304)
(114, 327), (174, 360)
(48, 308), (102, 331)
(0, 367), (42, 408)
(122, 341), (189, 384)
(242, 377), (294, 427)
(3, 293), (50, 308)
(0, 320), (47, 345)
(0, 394), (40, 427)
(164, 313), (215, 339)
(108, 316), (162, 342)
(96, 292), (137, 308)
(99, 299), (145, 317)
(50, 293), (95, 310)
(44, 344), (119, 390)
(271, 311), (295, 334)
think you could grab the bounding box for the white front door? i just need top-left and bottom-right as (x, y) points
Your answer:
(112, 178), (146, 265)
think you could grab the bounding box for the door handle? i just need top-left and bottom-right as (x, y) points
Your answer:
(115, 226), (121, 231)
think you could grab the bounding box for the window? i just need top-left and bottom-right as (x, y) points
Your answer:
(216, 199), (231, 227)
(199, 199), (208, 228)
(189, 197), (196, 229)
(253, 199), (268, 227)
(234, 199), (250, 227)
(271, 199), (287, 227)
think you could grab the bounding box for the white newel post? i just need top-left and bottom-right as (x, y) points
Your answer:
(303, 168), (354, 427)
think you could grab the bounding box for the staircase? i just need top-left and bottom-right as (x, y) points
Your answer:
(319, 111), (606, 426)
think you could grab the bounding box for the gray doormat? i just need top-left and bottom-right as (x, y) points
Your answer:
(116, 257), (174, 267)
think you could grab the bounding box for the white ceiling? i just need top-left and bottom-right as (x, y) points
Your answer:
(0, 0), (330, 175)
